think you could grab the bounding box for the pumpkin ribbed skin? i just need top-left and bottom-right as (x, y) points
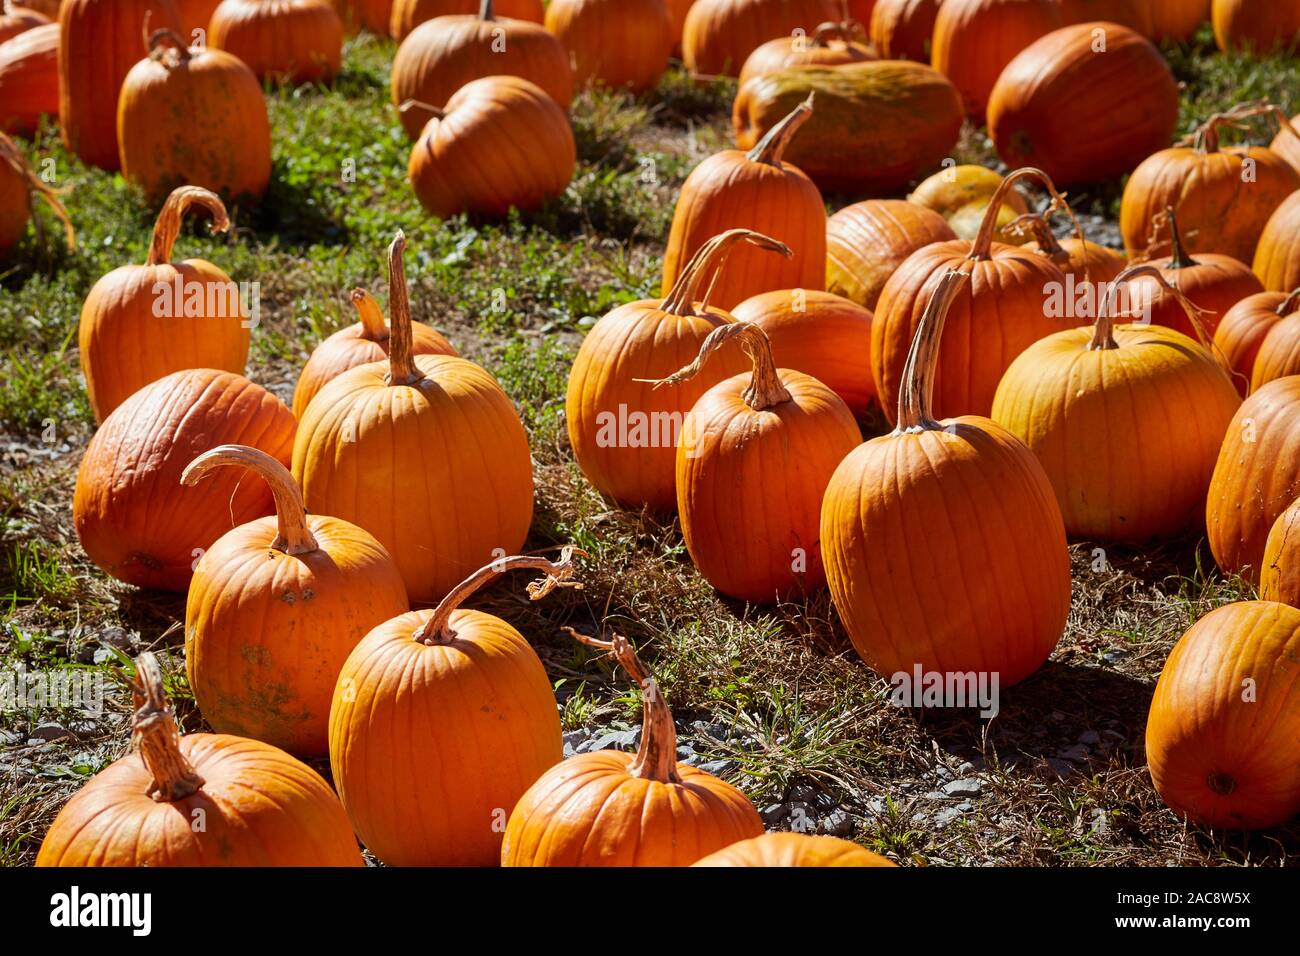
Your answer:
(1212, 0), (1300, 52)
(389, 0), (541, 39)
(825, 199), (956, 310)
(683, 0), (839, 76)
(37, 733), (364, 866)
(545, 0), (671, 93)
(209, 0), (343, 84)
(868, 0), (937, 60)
(1272, 115), (1300, 176)
(1261, 497), (1300, 607)
(1148, 0), (1209, 40)
(1058, 0), (1150, 32)
(58, 0), (182, 170)
(1253, 190), (1300, 293)
(737, 23), (874, 88)
(1119, 242), (1263, 342)
(1214, 290), (1299, 395)
(732, 289), (875, 415)
(175, 0), (222, 30)
(118, 35), (271, 203)
(1206, 376), (1300, 580)
(73, 370), (297, 592)
(1147, 601), (1300, 830)
(1251, 311), (1300, 391)
(0, 22), (58, 136)
(391, 5), (571, 140)
(0, 3), (49, 45)
(407, 75), (575, 219)
(987, 22), (1178, 186)
(694, 832), (897, 866)
(334, 0), (392, 32)
(732, 61), (963, 194)
(667, 0), (692, 46)
(931, 0), (1063, 118)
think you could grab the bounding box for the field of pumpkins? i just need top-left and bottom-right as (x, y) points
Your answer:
(1, 0), (1300, 870)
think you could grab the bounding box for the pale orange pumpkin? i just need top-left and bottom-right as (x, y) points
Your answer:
(1261, 495), (1300, 608)
(1270, 113), (1300, 176)
(1250, 298), (1300, 391)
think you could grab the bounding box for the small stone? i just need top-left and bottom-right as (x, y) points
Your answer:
(955, 802), (973, 813)
(583, 729), (638, 753)
(924, 790), (949, 801)
(943, 777), (983, 798)
(1078, 730), (1101, 746)
(933, 765), (954, 780)
(1045, 758), (1074, 778)
(786, 783), (818, 804)
(820, 809), (854, 837)
(957, 761), (977, 775)
(1058, 744), (1090, 763)
(697, 759), (733, 776)
(935, 806), (964, 827)
(760, 803), (788, 826)
(30, 721), (71, 742)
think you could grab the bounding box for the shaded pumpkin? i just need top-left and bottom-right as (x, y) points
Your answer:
(544, 0), (671, 94)
(1261, 495), (1300, 607)
(663, 95), (824, 312)
(1147, 0), (1210, 41)
(825, 198), (955, 310)
(1213, 288), (1300, 395)
(1012, 208), (1128, 295)
(173, 0), (222, 31)
(330, 551), (574, 866)
(73, 368), (297, 592)
(183, 445), (409, 757)
(1252, 189), (1300, 293)
(1212, 0), (1300, 53)
(78, 186), (249, 423)
(330, 0), (392, 33)
(118, 29), (271, 203)
(36, 653), (364, 866)
(1270, 113), (1300, 177)
(1250, 298), (1300, 391)
(0, 129), (73, 257)
(693, 832), (896, 866)
(867, 0), (938, 60)
(293, 232), (534, 603)
(1056, 0), (1150, 33)
(666, 0), (693, 49)
(683, 0), (840, 76)
(0, 21), (58, 136)
(737, 18), (873, 88)
(502, 629), (763, 865)
(389, 0), (542, 40)
(822, 268), (1072, 687)
(1147, 601), (1300, 829)
(208, 0), (343, 84)
(908, 164), (1030, 244)
(0, 1), (49, 44)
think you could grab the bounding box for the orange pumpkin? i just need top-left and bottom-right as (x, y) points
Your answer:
(0, 1), (49, 44)
(908, 164), (1030, 244)
(667, 0), (693, 47)
(1212, 0), (1300, 52)
(683, 0), (840, 76)
(502, 630), (763, 866)
(389, 0), (542, 40)
(1261, 496), (1300, 607)
(663, 96), (824, 312)
(331, 0), (392, 33)
(391, 0), (571, 140)
(694, 832), (896, 866)
(987, 22), (1178, 186)
(118, 30), (271, 203)
(1270, 113), (1300, 176)
(565, 229), (782, 510)
(867, 0), (938, 60)
(293, 232), (534, 603)
(1147, 601), (1300, 830)
(292, 287), (457, 418)
(1012, 209), (1128, 297)
(1250, 298), (1300, 391)
(183, 445), (409, 757)
(406, 75), (574, 219)
(1147, 0), (1210, 41)
(0, 21), (58, 136)
(1253, 189), (1300, 293)
(823, 269), (1071, 687)
(209, 0), (343, 84)
(1056, 0), (1150, 33)
(737, 19), (873, 88)
(0, 129), (73, 257)
(545, 0), (671, 94)
(78, 187), (249, 423)
(174, 0), (222, 31)
(825, 198), (956, 310)
(36, 653), (364, 867)
(330, 551), (574, 865)
(73, 368), (297, 592)
(1214, 288), (1300, 395)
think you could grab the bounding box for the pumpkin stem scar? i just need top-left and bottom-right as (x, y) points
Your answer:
(121, 652), (206, 803)
(893, 268), (970, 432)
(660, 228), (792, 320)
(181, 445), (320, 555)
(745, 92), (815, 169)
(1206, 771), (1237, 796)
(637, 320), (792, 410)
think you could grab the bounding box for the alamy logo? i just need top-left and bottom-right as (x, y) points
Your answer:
(49, 887), (151, 936)
(151, 276), (261, 329)
(594, 404), (684, 449)
(888, 665), (1001, 718)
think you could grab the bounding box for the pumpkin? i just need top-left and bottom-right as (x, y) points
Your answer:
(330, 550), (575, 866)
(1147, 0), (1210, 40)
(174, 0), (221, 31)
(1212, 0), (1300, 52)
(331, 0), (391, 33)
(991, 265), (1241, 542)
(1253, 189), (1300, 293)
(292, 287), (457, 418)
(931, 0), (1063, 118)
(0, 1), (49, 44)
(406, 75), (575, 219)
(825, 199), (955, 310)
(1146, 601), (1300, 830)
(74, 369), (296, 592)
(871, 167), (1076, 424)
(732, 60), (963, 194)
(1012, 209), (1129, 291)
(0, 21), (58, 136)
(867, 0), (938, 60)
(1120, 105), (1300, 264)
(565, 229), (783, 510)
(733, 288), (874, 415)
(822, 269), (1071, 687)
(502, 629), (763, 866)
(693, 832), (896, 866)
(12, 0), (56, 14)
(737, 19), (873, 89)
(293, 232), (534, 603)
(683, 0), (840, 76)
(843, 0), (875, 22)
(58, 0), (182, 170)
(1206, 376), (1300, 580)
(36, 653), (364, 867)
(1261, 496), (1300, 607)
(391, 0), (571, 141)
(0, 129), (72, 258)
(663, 96), (824, 312)
(1117, 208), (1263, 341)
(1250, 298), (1300, 391)
(1214, 288), (1300, 395)
(208, 0), (343, 84)
(908, 164), (1030, 244)
(987, 22), (1179, 186)
(1056, 0), (1150, 33)
(667, 0), (693, 47)
(78, 186), (249, 423)
(389, 0), (542, 40)
(118, 30), (271, 203)
(544, 0), (671, 93)
(1270, 113), (1300, 176)
(652, 322), (860, 601)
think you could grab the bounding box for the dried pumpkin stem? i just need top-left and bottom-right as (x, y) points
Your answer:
(969, 167), (1082, 263)
(181, 445), (319, 555)
(1157, 206), (1197, 270)
(414, 546), (585, 644)
(479, 0), (494, 19)
(0, 134), (75, 250)
(1092, 263), (1216, 354)
(660, 228), (792, 319)
(745, 93), (815, 167)
(350, 288), (390, 341)
(1190, 101), (1296, 154)
(1006, 212), (1068, 262)
(126, 652), (205, 803)
(398, 98), (446, 123)
(385, 230), (423, 385)
(147, 27), (192, 64)
(563, 628), (681, 784)
(146, 186), (230, 267)
(639, 321), (792, 411)
(894, 269), (971, 432)
(1278, 287), (1300, 316)
(812, 20), (856, 44)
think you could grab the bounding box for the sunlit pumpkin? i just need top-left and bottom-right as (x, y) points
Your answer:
(1012, 209), (1128, 297)
(0, 20), (57, 136)
(1253, 189), (1300, 293)
(0, 130), (73, 258)
(1214, 288), (1300, 395)
(683, 0), (840, 76)
(825, 199), (955, 310)
(1250, 297), (1300, 391)
(209, 0), (343, 84)
(1211, 0), (1300, 53)
(389, 0), (542, 40)
(737, 19), (873, 88)
(0, 1), (49, 46)
(867, 0), (938, 60)
(908, 164), (1030, 244)
(1261, 496), (1300, 607)
(1147, 0), (1210, 41)
(694, 832), (897, 866)
(544, 0), (671, 94)
(1270, 113), (1300, 176)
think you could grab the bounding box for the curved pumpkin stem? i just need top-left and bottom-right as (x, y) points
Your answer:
(350, 288), (390, 341)
(126, 652), (205, 803)
(894, 269), (971, 432)
(1092, 263), (1216, 354)
(146, 186), (230, 267)
(641, 321), (792, 411)
(1189, 101), (1296, 154)
(181, 445), (319, 555)
(812, 20), (860, 45)
(564, 628), (680, 784)
(147, 27), (192, 65)
(746, 93), (814, 168)
(968, 167), (1081, 263)
(661, 228), (792, 320)
(1007, 212), (1068, 264)
(0, 133), (75, 251)
(414, 546), (585, 644)
(384, 230), (424, 386)
(1277, 287), (1300, 316)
